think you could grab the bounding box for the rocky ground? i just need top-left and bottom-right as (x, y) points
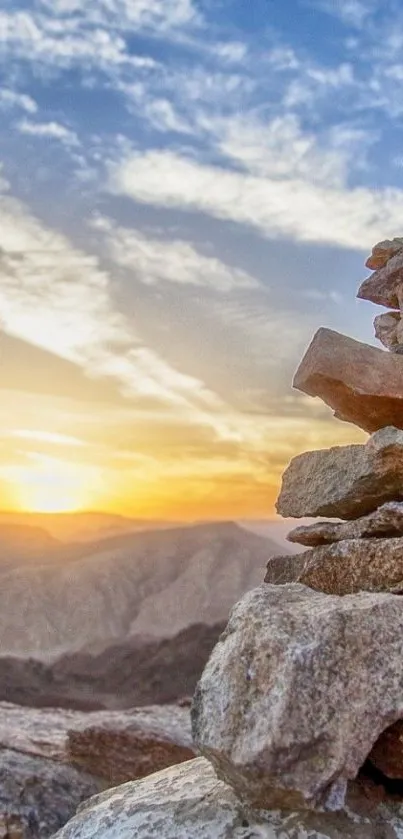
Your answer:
(0, 702), (194, 838)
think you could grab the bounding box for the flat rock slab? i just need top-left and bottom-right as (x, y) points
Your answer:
(358, 250), (403, 308)
(288, 502), (403, 546)
(276, 426), (403, 520)
(192, 584), (403, 811)
(293, 328), (403, 432)
(264, 538), (403, 595)
(53, 757), (403, 839)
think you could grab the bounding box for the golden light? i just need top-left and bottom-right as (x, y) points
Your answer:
(2, 455), (99, 514)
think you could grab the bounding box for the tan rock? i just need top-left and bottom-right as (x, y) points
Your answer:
(369, 720), (403, 779)
(365, 238), (403, 270)
(277, 427), (403, 520)
(264, 538), (403, 595)
(293, 328), (403, 433)
(358, 250), (403, 308)
(287, 502), (403, 546)
(192, 584), (403, 811)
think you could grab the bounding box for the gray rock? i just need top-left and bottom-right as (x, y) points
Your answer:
(374, 311), (403, 351)
(54, 755), (403, 839)
(276, 427), (403, 520)
(0, 702), (194, 837)
(287, 502), (403, 546)
(293, 328), (403, 433)
(52, 756), (403, 839)
(0, 702), (193, 785)
(0, 749), (102, 839)
(264, 538), (403, 595)
(192, 584), (403, 811)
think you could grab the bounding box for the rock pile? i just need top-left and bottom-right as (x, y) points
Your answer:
(189, 241), (403, 822)
(53, 242), (403, 838)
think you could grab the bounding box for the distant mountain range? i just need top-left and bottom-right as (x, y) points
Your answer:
(0, 520), (286, 658)
(0, 622), (225, 710)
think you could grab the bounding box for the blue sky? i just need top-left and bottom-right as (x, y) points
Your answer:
(0, 0), (401, 517)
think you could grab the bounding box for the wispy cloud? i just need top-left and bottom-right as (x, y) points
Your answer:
(92, 215), (259, 291)
(0, 87), (37, 113)
(110, 148), (403, 250)
(8, 430), (86, 447)
(17, 119), (79, 147)
(0, 190), (261, 443)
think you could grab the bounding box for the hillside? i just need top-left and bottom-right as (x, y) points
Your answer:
(0, 622), (225, 710)
(0, 522), (277, 657)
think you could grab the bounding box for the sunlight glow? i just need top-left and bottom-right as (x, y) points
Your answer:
(1, 455), (99, 513)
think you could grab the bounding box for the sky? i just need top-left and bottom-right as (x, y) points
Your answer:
(0, 0), (402, 519)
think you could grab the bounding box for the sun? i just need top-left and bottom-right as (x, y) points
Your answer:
(4, 456), (98, 514)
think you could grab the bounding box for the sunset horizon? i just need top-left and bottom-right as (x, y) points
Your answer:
(0, 0), (394, 522)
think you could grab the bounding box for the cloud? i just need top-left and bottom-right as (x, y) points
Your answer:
(92, 215), (259, 291)
(312, 0), (378, 27)
(16, 119), (79, 147)
(0, 190), (262, 444)
(8, 429), (87, 447)
(110, 147), (403, 250)
(0, 88), (37, 113)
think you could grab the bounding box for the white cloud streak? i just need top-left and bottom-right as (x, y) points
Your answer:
(0, 88), (37, 113)
(17, 119), (79, 147)
(111, 148), (403, 250)
(92, 215), (260, 291)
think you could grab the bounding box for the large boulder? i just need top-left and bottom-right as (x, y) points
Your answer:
(52, 756), (403, 839)
(293, 328), (403, 432)
(276, 427), (403, 520)
(192, 584), (403, 811)
(264, 538), (403, 595)
(287, 502), (403, 546)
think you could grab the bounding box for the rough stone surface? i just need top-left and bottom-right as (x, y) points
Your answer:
(0, 702), (194, 785)
(276, 427), (403, 520)
(192, 584), (403, 811)
(288, 502), (403, 546)
(365, 238), (403, 271)
(293, 328), (403, 432)
(0, 702), (194, 837)
(264, 538), (403, 595)
(374, 311), (403, 351)
(52, 757), (403, 839)
(67, 710), (195, 785)
(0, 749), (102, 839)
(358, 250), (403, 308)
(370, 720), (403, 779)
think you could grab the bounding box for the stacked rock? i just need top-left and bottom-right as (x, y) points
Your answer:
(360, 237), (403, 353)
(53, 241), (403, 839)
(191, 240), (403, 822)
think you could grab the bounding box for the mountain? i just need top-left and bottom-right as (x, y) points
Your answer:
(0, 522), (279, 658)
(0, 511), (177, 543)
(0, 524), (62, 571)
(0, 622), (225, 710)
